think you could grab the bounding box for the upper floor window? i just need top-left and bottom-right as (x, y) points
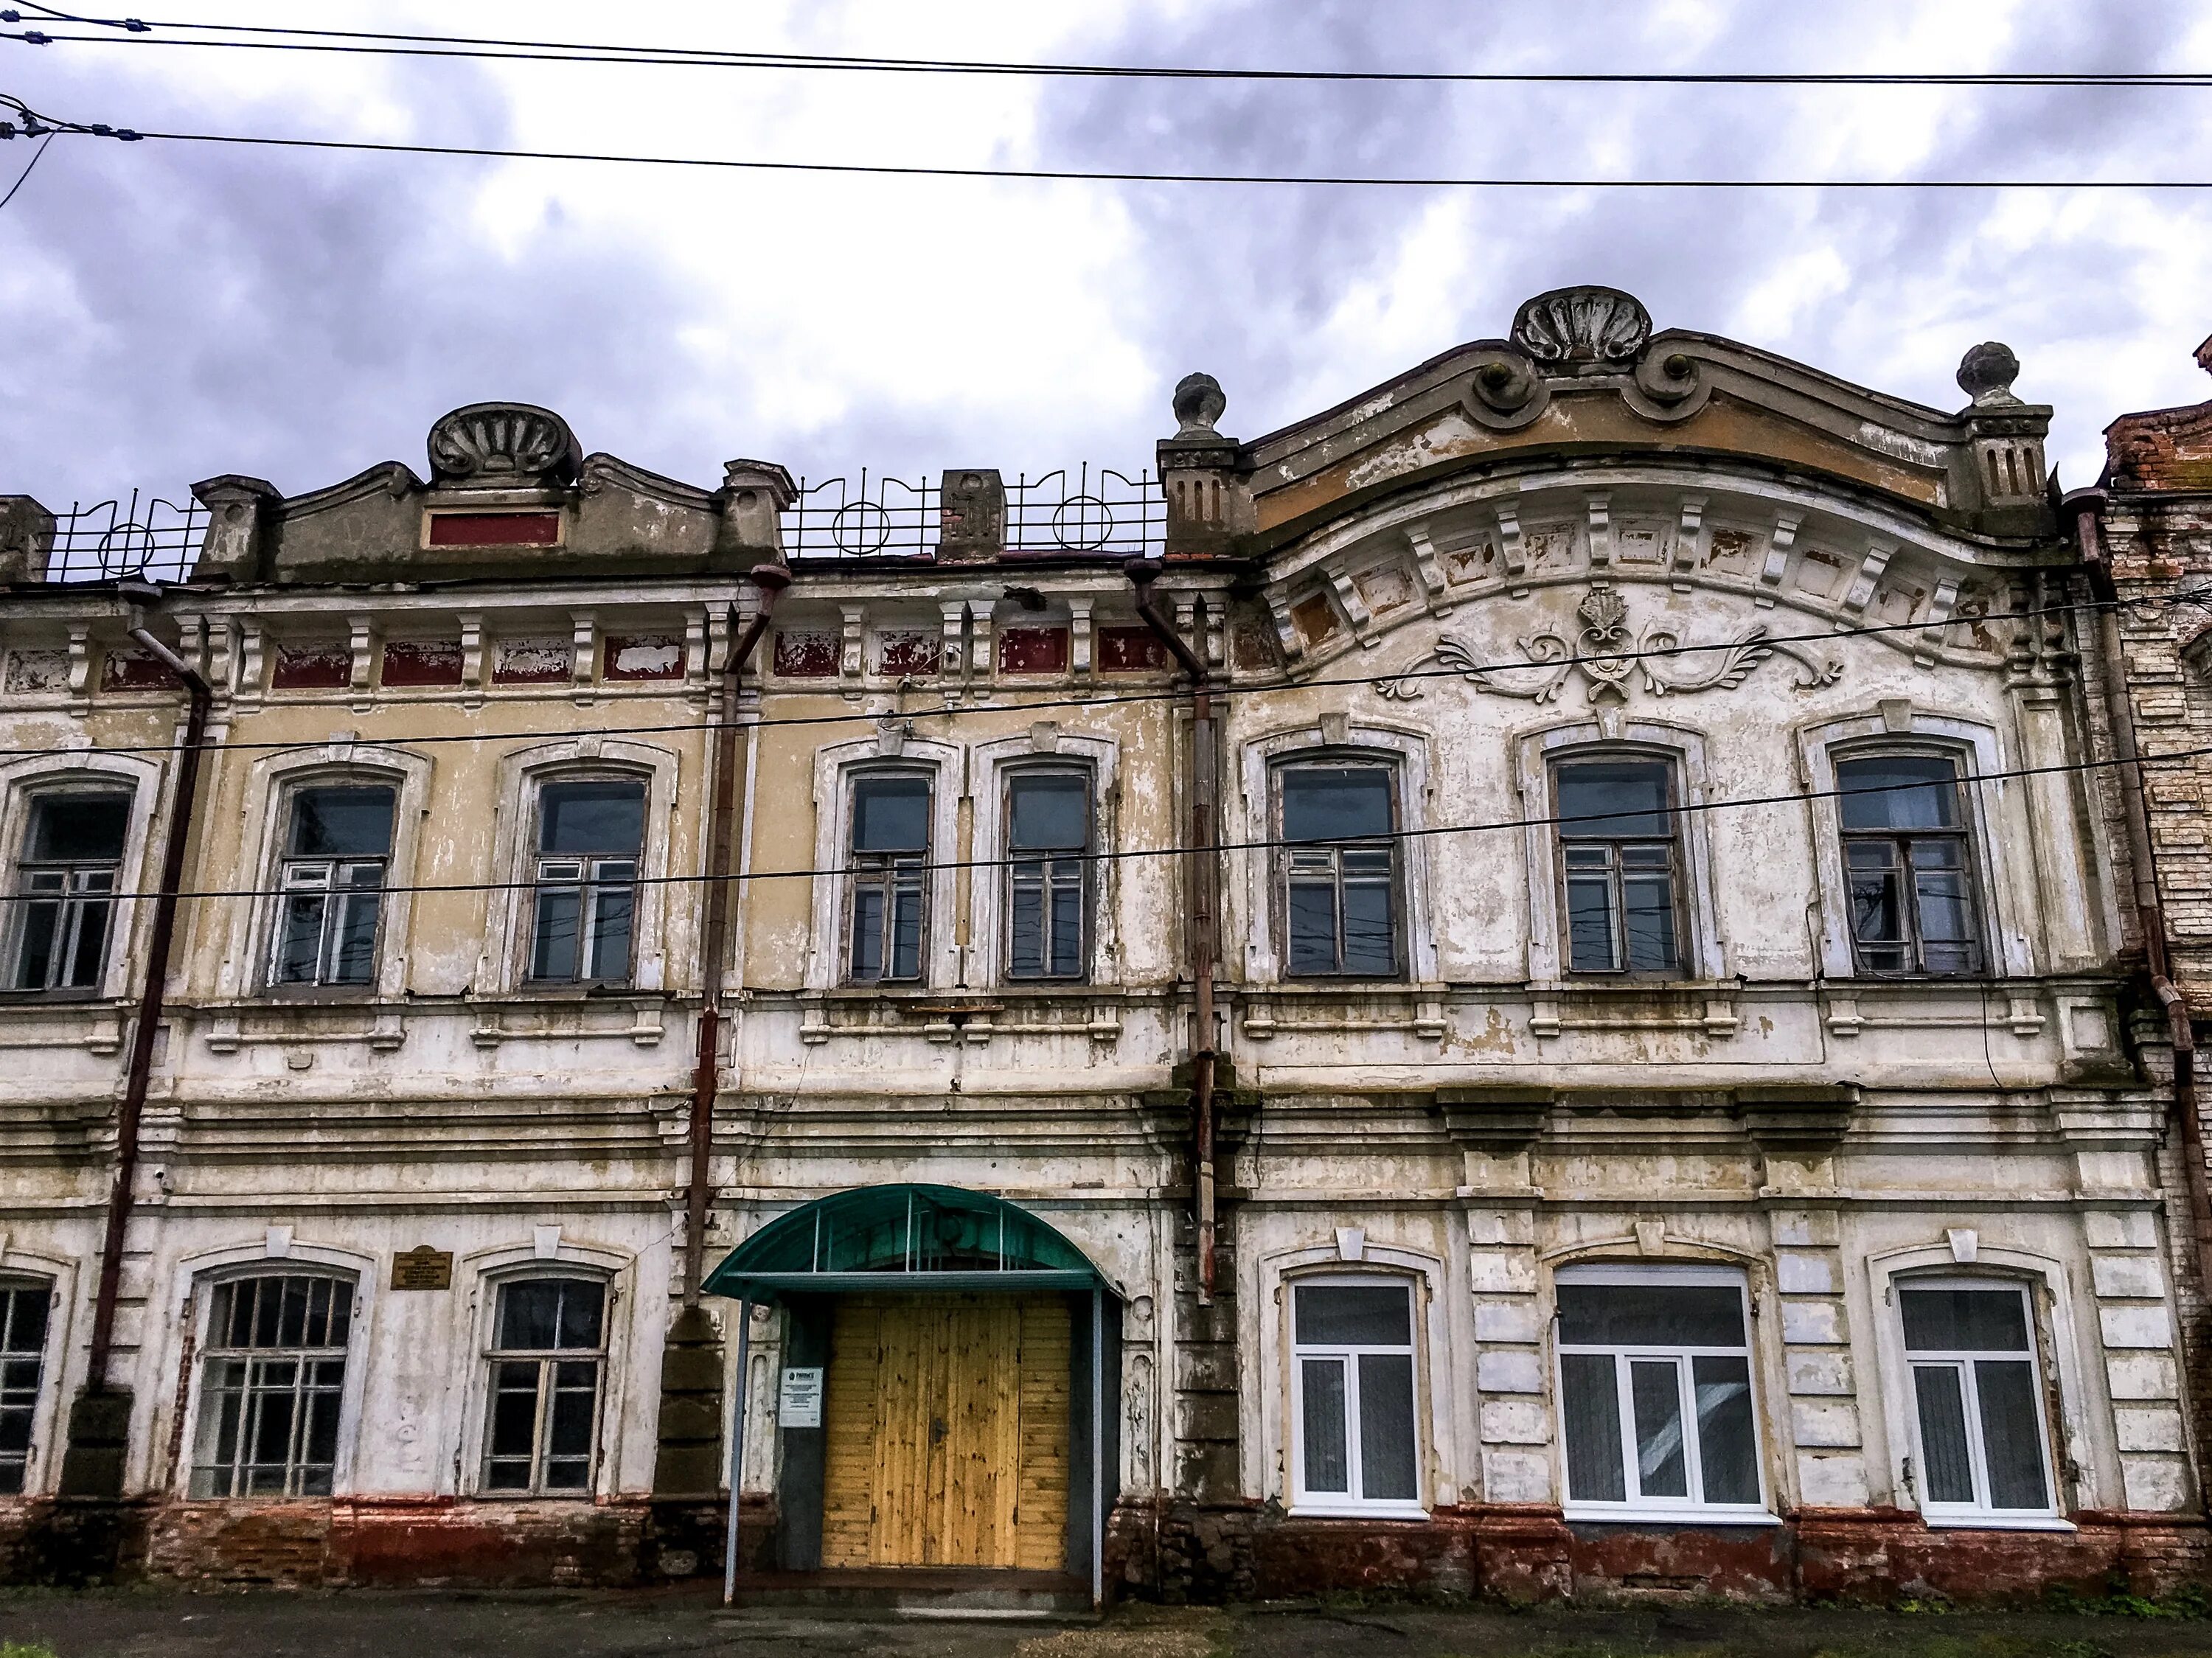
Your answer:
(482, 1276), (606, 1496)
(1004, 770), (1091, 981)
(9, 792), (131, 994)
(0, 1278), (49, 1495)
(1556, 1265), (1764, 1518)
(1289, 1276), (1420, 1514)
(529, 779), (644, 986)
(190, 1273), (353, 1499)
(1901, 1279), (2054, 1519)
(1556, 758), (1683, 975)
(271, 784), (395, 988)
(846, 772), (930, 984)
(1279, 762), (1400, 978)
(1837, 753), (1981, 975)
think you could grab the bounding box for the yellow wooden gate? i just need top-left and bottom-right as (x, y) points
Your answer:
(821, 1292), (1070, 1570)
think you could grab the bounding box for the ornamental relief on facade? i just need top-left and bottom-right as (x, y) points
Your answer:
(1374, 580), (1843, 706)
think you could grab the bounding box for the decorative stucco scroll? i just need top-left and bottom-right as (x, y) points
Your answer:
(1374, 582), (1841, 706)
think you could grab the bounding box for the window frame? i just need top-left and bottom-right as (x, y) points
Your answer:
(477, 1272), (611, 1499)
(0, 760), (156, 1004)
(1285, 1271), (1427, 1519)
(525, 776), (649, 989)
(1548, 755), (1688, 979)
(265, 781), (400, 992)
(1551, 1262), (1775, 1525)
(4, 790), (133, 998)
(805, 737), (963, 993)
(998, 763), (1096, 983)
(1898, 1274), (2062, 1525)
(1270, 757), (1407, 982)
(1831, 745), (1987, 978)
(840, 766), (935, 986)
(0, 1273), (54, 1497)
(184, 1269), (358, 1502)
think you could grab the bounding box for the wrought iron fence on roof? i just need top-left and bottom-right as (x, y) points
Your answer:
(44, 492), (204, 584)
(780, 467), (1163, 560)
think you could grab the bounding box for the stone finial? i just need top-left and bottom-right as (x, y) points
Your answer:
(426, 402), (582, 487)
(1956, 341), (2022, 407)
(2195, 332), (2212, 377)
(0, 495), (56, 585)
(1172, 372), (1227, 438)
(1512, 286), (1652, 365)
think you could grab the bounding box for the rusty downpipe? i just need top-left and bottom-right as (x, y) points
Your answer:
(2073, 497), (2212, 1299)
(86, 583), (212, 1395)
(1129, 560), (1220, 1305)
(684, 563), (790, 1306)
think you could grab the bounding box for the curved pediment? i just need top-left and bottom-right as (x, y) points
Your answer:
(1237, 287), (2053, 548)
(1247, 462), (2034, 678)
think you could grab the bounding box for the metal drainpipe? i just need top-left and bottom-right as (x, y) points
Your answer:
(1128, 561), (1220, 1304)
(85, 585), (212, 1392)
(2072, 497), (2212, 1298)
(684, 564), (791, 1306)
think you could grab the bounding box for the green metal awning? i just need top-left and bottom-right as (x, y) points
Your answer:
(703, 1183), (1109, 1303)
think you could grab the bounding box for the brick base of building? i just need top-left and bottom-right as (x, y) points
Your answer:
(5, 1495), (2205, 1600)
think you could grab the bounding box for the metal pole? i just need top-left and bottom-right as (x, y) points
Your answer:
(723, 1295), (751, 1606)
(1091, 1287), (1105, 1610)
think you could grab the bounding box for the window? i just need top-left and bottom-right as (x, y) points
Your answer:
(482, 1277), (605, 1495)
(189, 1274), (352, 1499)
(1837, 753), (1982, 975)
(9, 792), (130, 993)
(1004, 770), (1091, 980)
(0, 1280), (49, 1495)
(1555, 759), (1683, 975)
(846, 773), (930, 983)
(270, 784), (395, 987)
(1289, 1277), (1421, 1513)
(1279, 764), (1400, 978)
(1901, 1279), (2055, 1519)
(1556, 1267), (1765, 1517)
(528, 779), (644, 985)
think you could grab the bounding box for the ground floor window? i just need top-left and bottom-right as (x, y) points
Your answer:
(189, 1273), (353, 1498)
(1289, 1275), (1422, 1514)
(483, 1275), (606, 1494)
(0, 1279), (49, 1494)
(1556, 1264), (1766, 1518)
(1901, 1278), (2056, 1519)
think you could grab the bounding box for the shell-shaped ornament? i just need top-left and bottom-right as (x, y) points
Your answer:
(1511, 286), (1653, 366)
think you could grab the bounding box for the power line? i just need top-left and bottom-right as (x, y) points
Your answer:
(4, 96), (2208, 190)
(4, 588), (2199, 764)
(7, 10), (2211, 88)
(0, 123), (46, 208)
(29, 737), (2212, 907)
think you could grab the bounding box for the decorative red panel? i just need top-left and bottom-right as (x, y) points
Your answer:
(773, 631), (840, 678)
(271, 645), (351, 689)
(425, 512), (562, 548)
(380, 640), (464, 687)
(604, 634), (684, 681)
(998, 627), (1070, 675)
(101, 649), (173, 692)
(1099, 626), (1170, 672)
(877, 630), (942, 678)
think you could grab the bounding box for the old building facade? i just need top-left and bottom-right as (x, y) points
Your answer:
(0, 288), (2204, 1605)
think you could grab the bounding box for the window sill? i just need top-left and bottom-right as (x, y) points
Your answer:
(1286, 1501), (1430, 1522)
(1921, 1512), (2076, 1532)
(1563, 1506), (1782, 1528)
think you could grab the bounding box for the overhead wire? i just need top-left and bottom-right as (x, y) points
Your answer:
(7, 586), (2207, 763)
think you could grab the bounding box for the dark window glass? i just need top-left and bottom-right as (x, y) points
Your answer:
(1006, 772), (1091, 980)
(847, 774), (930, 983)
(1561, 1352), (1626, 1502)
(1300, 1358), (1348, 1494)
(1357, 1354), (1418, 1500)
(11, 793), (131, 994)
(1279, 764), (1400, 978)
(0, 1282), (50, 1496)
(484, 1278), (605, 1496)
(273, 785), (394, 988)
(1900, 1286), (2031, 1354)
(1837, 753), (1981, 975)
(1557, 1281), (1747, 1348)
(1555, 759), (1682, 974)
(529, 780), (644, 985)
(1295, 1283), (1413, 1347)
(189, 1275), (353, 1499)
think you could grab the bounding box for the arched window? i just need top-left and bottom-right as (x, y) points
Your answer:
(844, 770), (933, 984)
(527, 776), (647, 986)
(1002, 766), (1093, 981)
(0, 1276), (51, 1494)
(1899, 1277), (2055, 1519)
(1834, 751), (1983, 975)
(1552, 757), (1684, 976)
(269, 781), (397, 988)
(1273, 759), (1403, 979)
(8, 790), (132, 995)
(481, 1275), (608, 1495)
(189, 1272), (355, 1498)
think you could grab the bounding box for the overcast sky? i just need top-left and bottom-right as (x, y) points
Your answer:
(3, 0), (2210, 518)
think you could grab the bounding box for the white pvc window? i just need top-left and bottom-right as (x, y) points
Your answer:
(1556, 1265), (1769, 1521)
(1901, 1278), (2056, 1521)
(1288, 1276), (1422, 1516)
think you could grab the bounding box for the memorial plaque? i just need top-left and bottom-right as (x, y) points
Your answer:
(389, 1246), (453, 1291)
(779, 1366), (824, 1428)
